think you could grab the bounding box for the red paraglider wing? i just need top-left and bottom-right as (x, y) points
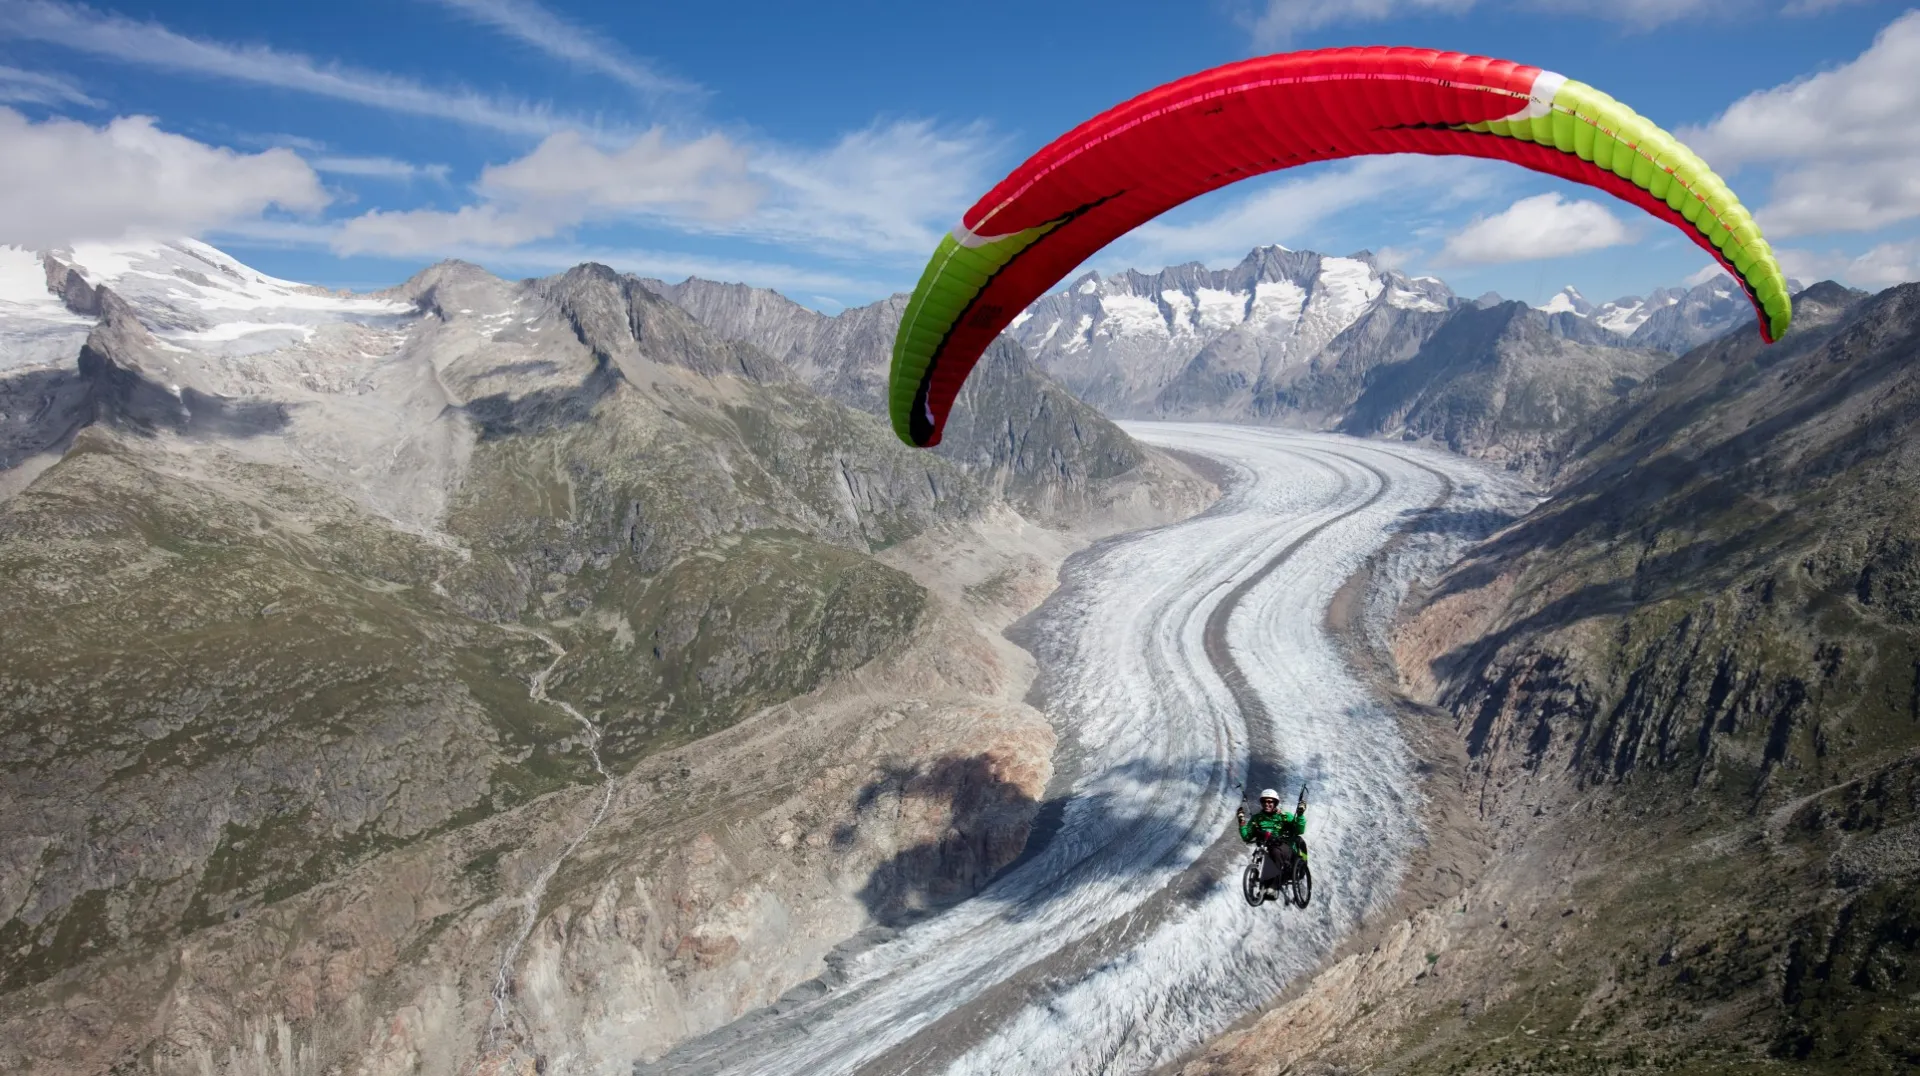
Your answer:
(890, 47), (1789, 447)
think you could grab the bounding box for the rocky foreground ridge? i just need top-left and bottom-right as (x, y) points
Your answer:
(1182, 279), (1920, 1074)
(0, 240), (1212, 1075)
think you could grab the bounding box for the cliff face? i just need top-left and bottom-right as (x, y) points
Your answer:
(1183, 282), (1920, 1075)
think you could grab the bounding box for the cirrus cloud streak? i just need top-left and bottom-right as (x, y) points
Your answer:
(0, 0), (595, 137)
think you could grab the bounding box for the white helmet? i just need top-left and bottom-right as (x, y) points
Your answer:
(1259, 788), (1280, 801)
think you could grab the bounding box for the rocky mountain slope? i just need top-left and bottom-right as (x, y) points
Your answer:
(1339, 300), (1670, 475)
(0, 242), (1213, 1076)
(1625, 273), (1768, 354)
(642, 278), (1178, 525)
(1182, 279), (1920, 1074)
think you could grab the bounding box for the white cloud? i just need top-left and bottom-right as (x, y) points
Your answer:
(332, 128), (758, 256)
(1843, 241), (1920, 287)
(0, 0), (589, 137)
(1372, 245), (1420, 269)
(742, 120), (998, 256)
(335, 203), (584, 255)
(1687, 11), (1920, 168)
(485, 129), (756, 217)
(0, 108), (328, 248)
(1685, 11), (1920, 236)
(1245, 0), (1476, 47)
(1440, 193), (1631, 264)
(0, 63), (97, 107)
(427, 0), (694, 98)
(1243, 0), (1747, 45)
(1758, 160), (1920, 235)
(312, 156), (451, 183)
(1782, 0), (1874, 13)
(211, 214), (903, 296)
(1775, 240), (1920, 289)
(1114, 155), (1499, 270)
(329, 120), (992, 263)
(1524, 0), (1735, 26)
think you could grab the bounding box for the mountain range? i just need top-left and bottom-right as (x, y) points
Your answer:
(1004, 246), (1775, 465)
(625, 246), (1753, 479)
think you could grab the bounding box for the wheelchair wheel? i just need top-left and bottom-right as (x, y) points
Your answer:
(1242, 852), (1267, 907)
(1289, 861), (1313, 908)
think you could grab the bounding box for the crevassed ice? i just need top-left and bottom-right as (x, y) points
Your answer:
(1312, 258), (1385, 326)
(1249, 279), (1307, 326)
(1098, 294), (1168, 338)
(173, 321), (317, 344)
(1385, 288), (1446, 313)
(1594, 300), (1648, 336)
(1194, 287), (1248, 332)
(64, 238), (411, 318)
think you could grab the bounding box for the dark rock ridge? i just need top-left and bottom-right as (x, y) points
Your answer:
(530, 264), (784, 384)
(40, 252), (99, 317)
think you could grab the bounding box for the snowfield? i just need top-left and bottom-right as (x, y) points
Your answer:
(0, 239), (416, 368)
(641, 425), (1530, 1076)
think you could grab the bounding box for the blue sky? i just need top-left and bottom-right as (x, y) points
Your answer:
(1, 0), (1917, 309)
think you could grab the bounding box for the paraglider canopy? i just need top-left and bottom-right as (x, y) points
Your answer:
(889, 46), (1790, 448)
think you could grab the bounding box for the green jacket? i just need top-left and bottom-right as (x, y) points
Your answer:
(1240, 808), (1305, 844)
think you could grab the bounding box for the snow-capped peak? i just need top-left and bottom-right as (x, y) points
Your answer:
(1536, 285), (1593, 317)
(6, 238), (417, 366)
(68, 239), (412, 347)
(1589, 287), (1685, 337)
